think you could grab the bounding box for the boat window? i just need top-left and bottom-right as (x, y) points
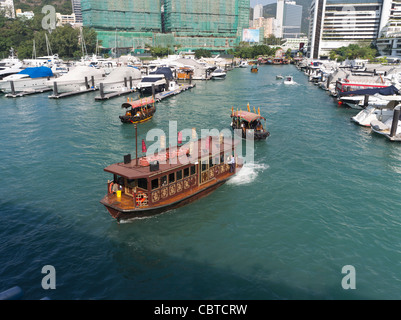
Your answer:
(209, 157), (214, 168)
(116, 175), (124, 186)
(169, 172), (175, 183)
(138, 178), (148, 190)
(191, 165), (196, 175)
(184, 167), (190, 178)
(201, 160), (208, 172)
(127, 179), (136, 188)
(161, 175), (167, 187)
(220, 153), (224, 164)
(151, 178), (159, 190)
(176, 170), (182, 180)
(214, 155), (220, 165)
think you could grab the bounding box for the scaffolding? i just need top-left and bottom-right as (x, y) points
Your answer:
(81, 0), (162, 32)
(81, 0), (250, 52)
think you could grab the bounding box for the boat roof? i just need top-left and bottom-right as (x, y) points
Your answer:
(104, 136), (238, 180)
(122, 97), (155, 109)
(232, 110), (265, 122)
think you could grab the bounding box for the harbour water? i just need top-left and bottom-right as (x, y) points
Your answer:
(1, 65), (401, 300)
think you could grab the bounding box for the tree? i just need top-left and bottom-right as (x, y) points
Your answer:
(194, 49), (211, 59)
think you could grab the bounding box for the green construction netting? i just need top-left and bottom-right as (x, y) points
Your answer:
(82, 0), (249, 50)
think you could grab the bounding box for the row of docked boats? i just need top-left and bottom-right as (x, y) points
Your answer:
(296, 58), (401, 141)
(0, 50), (233, 96)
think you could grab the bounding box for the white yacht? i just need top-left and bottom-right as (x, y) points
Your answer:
(0, 49), (24, 80)
(351, 104), (396, 126)
(137, 67), (173, 94)
(371, 106), (401, 141)
(210, 68), (227, 79)
(46, 66), (106, 93)
(100, 66), (141, 93)
(137, 74), (167, 94)
(340, 94), (390, 110)
(239, 60), (249, 68)
(0, 66), (54, 93)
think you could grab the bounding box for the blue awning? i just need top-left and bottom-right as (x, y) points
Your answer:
(18, 66), (53, 79)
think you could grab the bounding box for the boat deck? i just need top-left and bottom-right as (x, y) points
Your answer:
(101, 163), (240, 213)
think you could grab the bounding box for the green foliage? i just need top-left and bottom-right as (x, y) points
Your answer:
(194, 49), (211, 59)
(0, 14), (99, 60)
(233, 43), (280, 59)
(149, 46), (171, 58)
(13, 0), (72, 15)
(329, 43), (377, 61)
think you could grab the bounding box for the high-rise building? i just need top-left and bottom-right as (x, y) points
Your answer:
(72, 0), (83, 23)
(81, 0), (249, 54)
(376, 0), (401, 57)
(276, 0), (285, 38)
(307, 0), (383, 59)
(276, 0), (302, 39)
(283, 1), (302, 38)
(253, 4), (263, 20)
(0, 0), (15, 18)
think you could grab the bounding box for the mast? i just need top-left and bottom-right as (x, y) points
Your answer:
(32, 40), (36, 60)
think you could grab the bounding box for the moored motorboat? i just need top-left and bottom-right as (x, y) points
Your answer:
(211, 68), (227, 79)
(230, 104), (270, 140)
(239, 61), (248, 68)
(0, 66), (54, 93)
(137, 67), (173, 93)
(100, 66), (141, 93)
(46, 65), (106, 93)
(119, 96), (156, 124)
(100, 135), (243, 221)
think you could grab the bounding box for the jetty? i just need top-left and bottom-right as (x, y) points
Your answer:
(5, 87), (52, 98)
(154, 83), (195, 102)
(48, 76), (98, 99)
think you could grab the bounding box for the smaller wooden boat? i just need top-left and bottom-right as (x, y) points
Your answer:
(119, 96), (156, 124)
(251, 65), (258, 73)
(177, 67), (194, 80)
(230, 104), (270, 140)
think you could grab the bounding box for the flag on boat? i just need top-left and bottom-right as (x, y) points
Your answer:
(178, 131), (182, 144)
(142, 139), (147, 153)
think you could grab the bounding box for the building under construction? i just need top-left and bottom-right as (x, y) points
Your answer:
(80, 0), (250, 54)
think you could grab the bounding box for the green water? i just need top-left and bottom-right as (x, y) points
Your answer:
(1, 65), (401, 300)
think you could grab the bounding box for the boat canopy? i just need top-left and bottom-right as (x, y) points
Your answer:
(232, 110), (265, 122)
(122, 97), (155, 109)
(150, 67), (173, 81)
(338, 85), (399, 97)
(17, 66), (53, 78)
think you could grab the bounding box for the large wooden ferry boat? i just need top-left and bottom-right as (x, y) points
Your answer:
(100, 135), (243, 221)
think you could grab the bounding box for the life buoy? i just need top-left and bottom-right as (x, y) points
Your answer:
(108, 182), (114, 194)
(135, 191), (147, 206)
